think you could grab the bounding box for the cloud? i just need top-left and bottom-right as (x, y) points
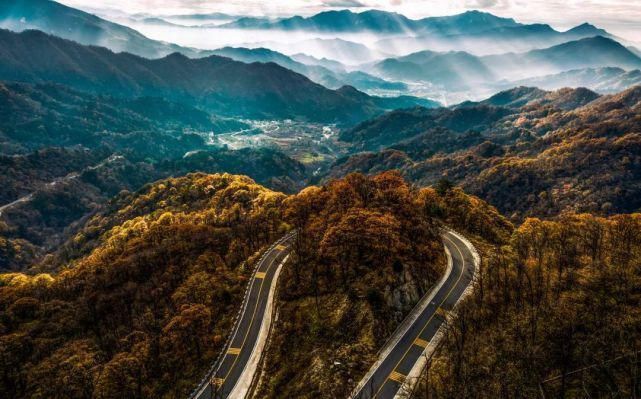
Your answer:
(322, 0), (366, 7)
(464, 0), (508, 9)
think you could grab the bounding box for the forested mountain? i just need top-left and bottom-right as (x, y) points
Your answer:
(339, 105), (513, 151)
(0, 146), (307, 272)
(0, 29), (428, 124)
(328, 86), (641, 220)
(0, 80), (311, 271)
(418, 212), (641, 398)
(0, 172), (512, 398)
(0, 174), (290, 398)
(3, 171), (640, 399)
(0, 81), (244, 153)
(0, 0), (201, 58)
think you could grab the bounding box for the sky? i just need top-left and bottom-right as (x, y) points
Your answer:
(59, 0), (641, 41)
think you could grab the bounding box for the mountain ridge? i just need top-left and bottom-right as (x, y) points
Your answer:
(372, 36), (641, 87)
(0, 0), (204, 58)
(0, 29), (432, 124)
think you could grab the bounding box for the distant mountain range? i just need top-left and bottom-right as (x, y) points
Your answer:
(2, 0), (640, 110)
(240, 38), (390, 65)
(373, 22), (614, 56)
(482, 36), (641, 80)
(217, 9), (627, 61)
(0, 29), (435, 124)
(0, 0), (204, 58)
(373, 51), (495, 89)
(372, 36), (641, 88)
(209, 46), (409, 93)
(222, 10), (521, 35)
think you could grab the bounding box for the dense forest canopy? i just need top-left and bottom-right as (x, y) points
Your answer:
(0, 172), (514, 398)
(328, 86), (641, 221)
(416, 213), (641, 398)
(0, 174), (288, 398)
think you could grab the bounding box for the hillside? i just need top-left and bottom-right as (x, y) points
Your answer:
(339, 105), (513, 152)
(327, 86), (641, 220)
(255, 173), (443, 397)
(1, 172), (503, 399)
(0, 29), (426, 124)
(0, 174), (289, 398)
(0, 146), (307, 272)
(0, 81), (244, 153)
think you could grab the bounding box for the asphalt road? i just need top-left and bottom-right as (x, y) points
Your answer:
(352, 231), (477, 399)
(193, 233), (294, 399)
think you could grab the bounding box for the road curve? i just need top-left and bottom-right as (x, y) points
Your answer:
(351, 230), (478, 399)
(192, 232), (295, 399)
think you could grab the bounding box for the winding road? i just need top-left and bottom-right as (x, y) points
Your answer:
(351, 230), (478, 399)
(192, 232), (295, 399)
(191, 229), (477, 399)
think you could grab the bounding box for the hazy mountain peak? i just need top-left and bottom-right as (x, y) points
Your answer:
(556, 35), (636, 56)
(566, 22), (608, 36)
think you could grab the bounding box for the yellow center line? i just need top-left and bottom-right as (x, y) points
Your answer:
(372, 234), (467, 398)
(414, 338), (429, 348)
(389, 371), (406, 383)
(218, 243), (288, 385)
(227, 347), (241, 355)
(211, 377), (225, 386)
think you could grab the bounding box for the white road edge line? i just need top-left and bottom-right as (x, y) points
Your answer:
(350, 231), (455, 398)
(191, 233), (293, 399)
(228, 254), (290, 398)
(394, 229), (480, 399)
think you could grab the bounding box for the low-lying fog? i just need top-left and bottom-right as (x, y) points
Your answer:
(102, 13), (641, 106)
(124, 19), (386, 62)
